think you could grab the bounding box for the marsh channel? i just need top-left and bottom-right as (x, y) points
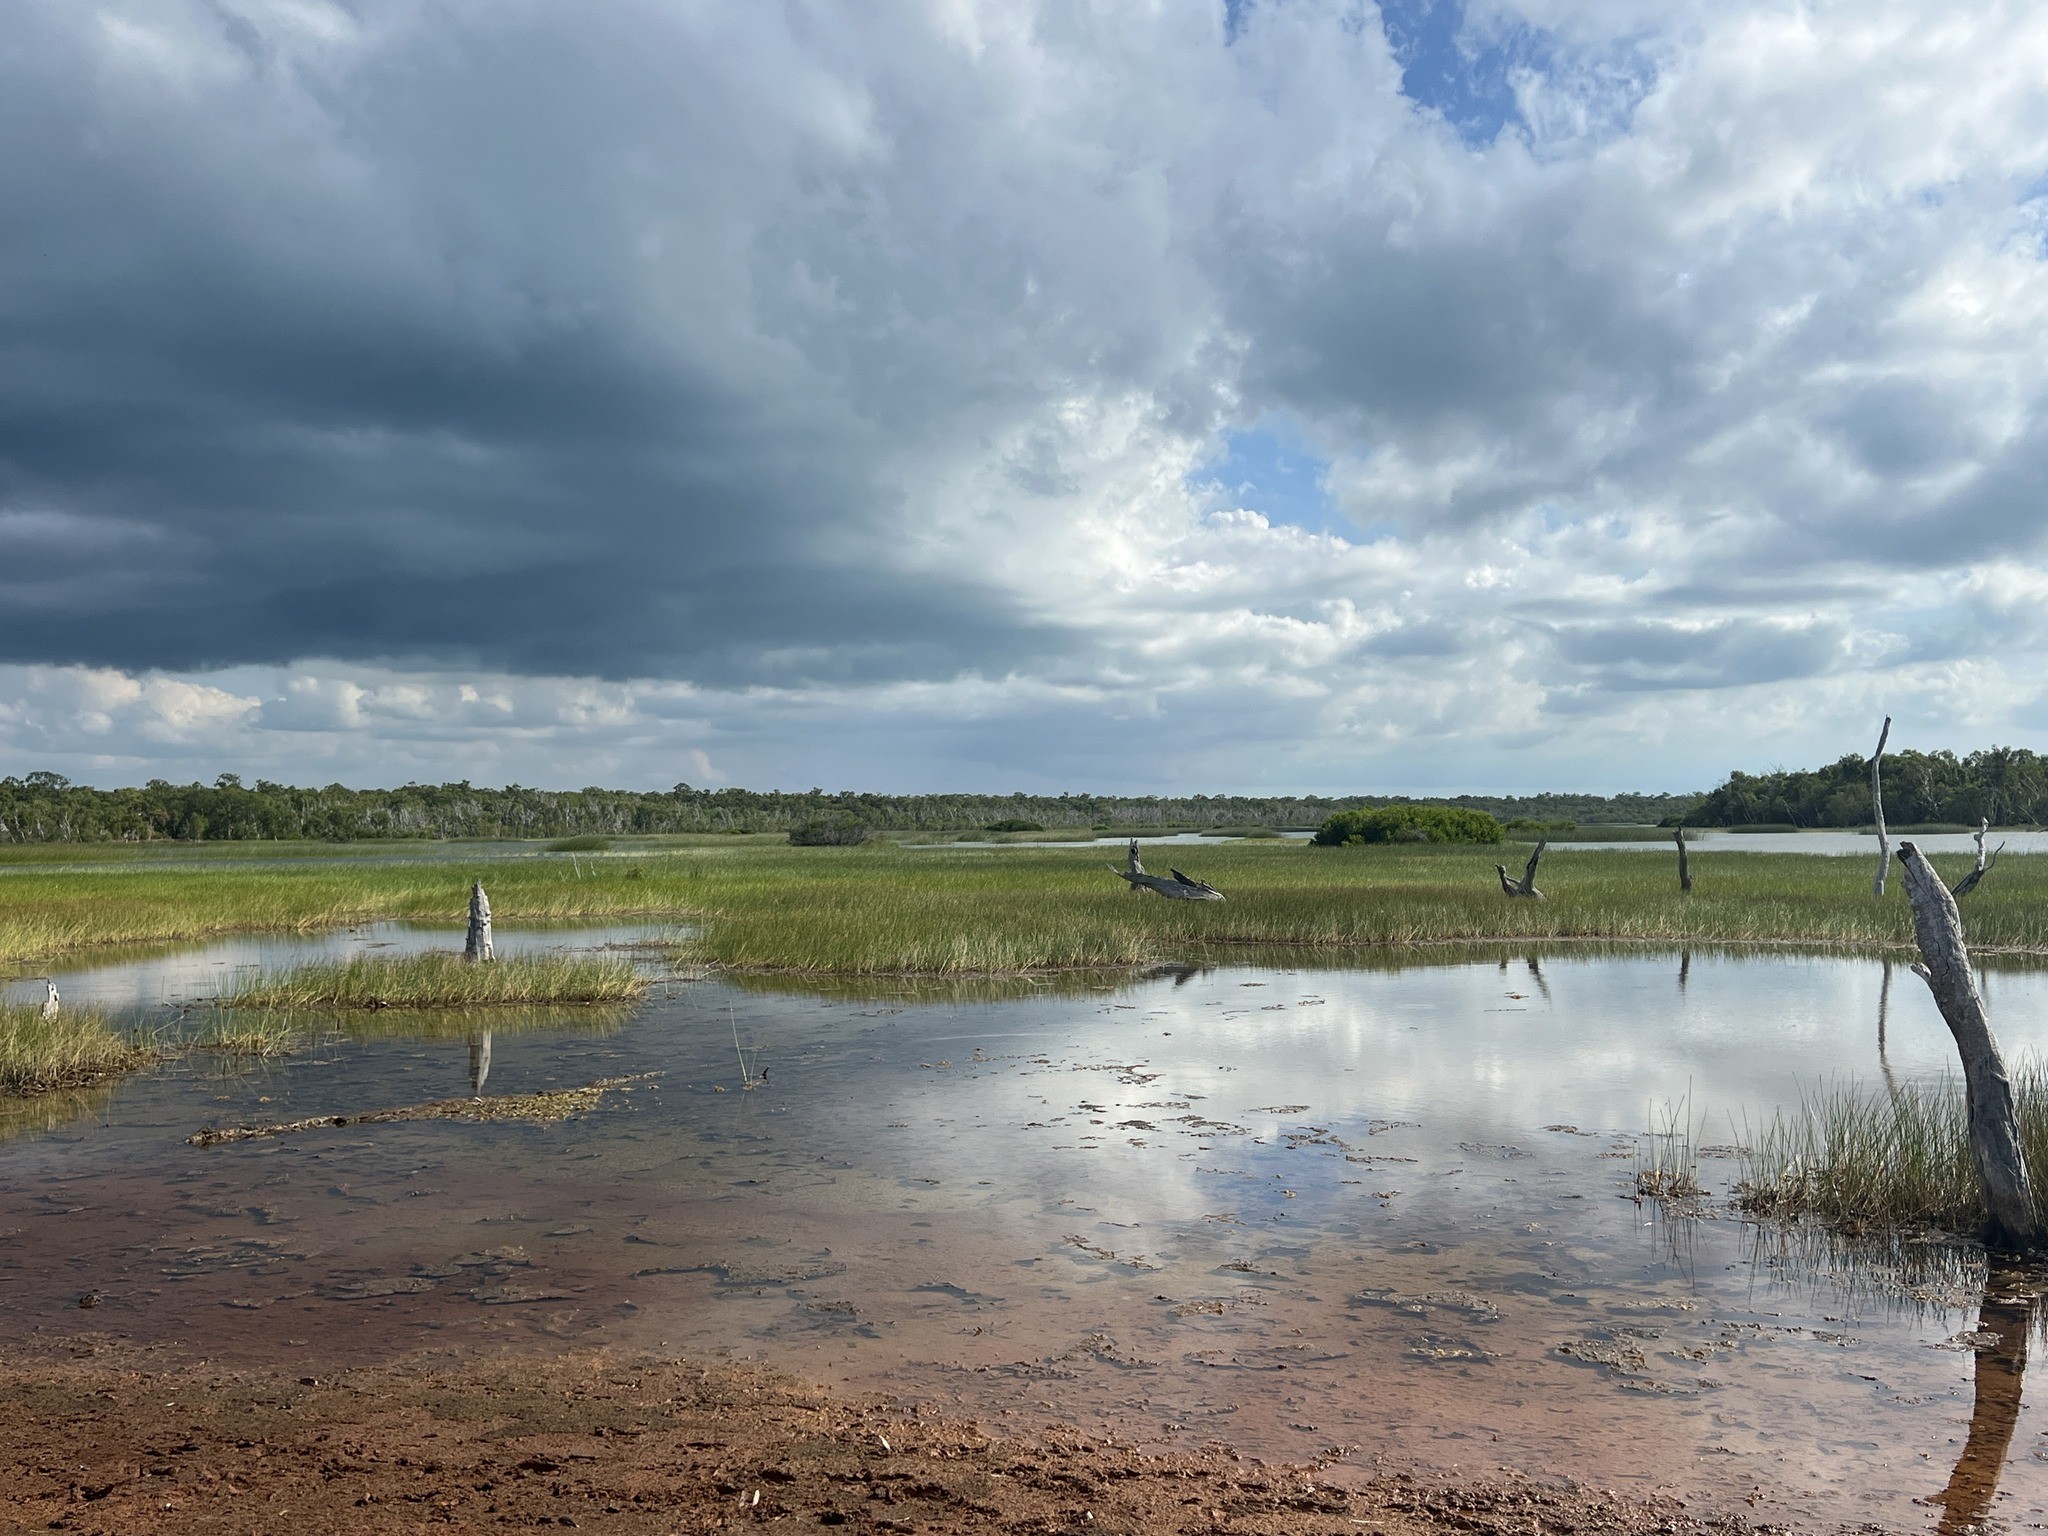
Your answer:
(5, 930), (2048, 1531)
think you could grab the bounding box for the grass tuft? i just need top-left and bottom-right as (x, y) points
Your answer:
(186, 1014), (307, 1057)
(1737, 1065), (2048, 1235)
(221, 952), (648, 1010)
(0, 1004), (154, 1095)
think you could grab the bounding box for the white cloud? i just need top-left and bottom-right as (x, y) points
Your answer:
(4, 0), (2048, 791)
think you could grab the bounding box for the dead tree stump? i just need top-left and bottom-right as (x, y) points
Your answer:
(465, 882), (494, 961)
(40, 979), (58, 1023)
(1674, 827), (1692, 894)
(1110, 840), (1224, 901)
(1951, 817), (2003, 899)
(1897, 841), (2041, 1250)
(1871, 715), (1892, 897)
(1496, 841), (1546, 899)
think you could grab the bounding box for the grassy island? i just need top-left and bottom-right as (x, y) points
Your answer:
(221, 952), (648, 1009)
(0, 1004), (153, 1095)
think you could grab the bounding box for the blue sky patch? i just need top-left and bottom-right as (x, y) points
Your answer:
(1203, 424), (1348, 535)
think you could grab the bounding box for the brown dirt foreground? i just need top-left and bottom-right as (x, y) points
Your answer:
(0, 1346), (1776, 1536)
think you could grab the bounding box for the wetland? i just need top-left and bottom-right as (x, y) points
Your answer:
(5, 838), (2048, 1531)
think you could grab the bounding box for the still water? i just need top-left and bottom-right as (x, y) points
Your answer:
(3, 935), (2045, 1531)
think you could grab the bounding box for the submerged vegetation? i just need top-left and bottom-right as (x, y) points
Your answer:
(222, 952), (648, 1009)
(0, 1004), (153, 1095)
(1738, 1068), (2048, 1236)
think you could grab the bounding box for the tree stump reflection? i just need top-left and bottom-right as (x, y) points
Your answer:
(1932, 1264), (2037, 1533)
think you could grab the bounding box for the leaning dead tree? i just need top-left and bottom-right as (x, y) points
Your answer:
(1897, 841), (2042, 1250)
(1673, 826), (1691, 894)
(465, 881), (494, 961)
(1951, 817), (2004, 899)
(1870, 715), (1892, 897)
(1111, 839), (1224, 901)
(1496, 841), (1546, 899)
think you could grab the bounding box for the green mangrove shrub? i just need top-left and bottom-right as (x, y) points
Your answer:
(1311, 805), (1504, 846)
(788, 815), (872, 847)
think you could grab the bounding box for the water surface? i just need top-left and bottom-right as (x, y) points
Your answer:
(2, 938), (2044, 1531)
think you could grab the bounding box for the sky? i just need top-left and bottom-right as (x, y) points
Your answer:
(4, 0), (2048, 795)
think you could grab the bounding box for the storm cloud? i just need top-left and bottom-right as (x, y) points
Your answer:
(4, 0), (2048, 790)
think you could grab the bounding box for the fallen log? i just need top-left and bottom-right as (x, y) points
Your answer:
(1496, 841), (1545, 899)
(1897, 841), (2041, 1250)
(1110, 840), (1224, 901)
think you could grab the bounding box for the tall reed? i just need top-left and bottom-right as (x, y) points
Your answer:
(1738, 1064), (2048, 1233)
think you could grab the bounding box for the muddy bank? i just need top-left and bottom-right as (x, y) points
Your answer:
(1, 1343), (1766, 1536)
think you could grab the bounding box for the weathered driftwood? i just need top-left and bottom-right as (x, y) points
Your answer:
(1897, 841), (2042, 1250)
(468, 1030), (493, 1099)
(465, 881), (494, 961)
(1673, 826), (1691, 894)
(1110, 839), (1224, 901)
(1951, 817), (2004, 899)
(1871, 715), (1892, 897)
(39, 979), (58, 1023)
(1495, 841), (1545, 899)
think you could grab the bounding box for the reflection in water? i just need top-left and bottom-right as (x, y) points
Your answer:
(468, 1031), (492, 1099)
(1878, 959), (1904, 1101)
(1934, 1264), (2044, 1532)
(0, 1081), (119, 1145)
(1678, 948), (1691, 994)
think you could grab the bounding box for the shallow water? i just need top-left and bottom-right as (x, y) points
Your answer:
(3, 938), (2046, 1530)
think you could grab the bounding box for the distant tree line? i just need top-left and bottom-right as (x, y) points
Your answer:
(0, 772), (1701, 844)
(1681, 747), (2048, 828)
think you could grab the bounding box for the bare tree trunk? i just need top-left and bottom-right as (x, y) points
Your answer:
(1673, 826), (1691, 894)
(39, 979), (58, 1023)
(1951, 817), (2003, 899)
(1871, 715), (1892, 897)
(1495, 841), (1546, 898)
(1897, 841), (2041, 1250)
(465, 882), (494, 961)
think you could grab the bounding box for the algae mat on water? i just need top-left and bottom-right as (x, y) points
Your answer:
(187, 1073), (656, 1146)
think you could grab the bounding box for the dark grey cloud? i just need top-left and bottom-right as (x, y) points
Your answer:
(0, 0), (1209, 685)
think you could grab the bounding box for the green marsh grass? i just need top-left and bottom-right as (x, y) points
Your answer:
(222, 952), (647, 1009)
(186, 1013), (306, 1057)
(7, 837), (2048, 975)
(0, 1004), (153, 1095)
(1738, 1065), (2048, 1235)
